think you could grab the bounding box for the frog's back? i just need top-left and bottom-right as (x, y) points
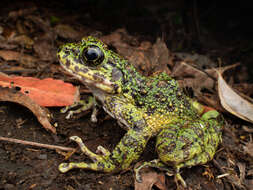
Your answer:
(125, 71), (197, 121)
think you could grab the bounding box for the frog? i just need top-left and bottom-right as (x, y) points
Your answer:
(57, 36), (223, 187)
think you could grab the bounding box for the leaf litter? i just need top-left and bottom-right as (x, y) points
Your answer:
(216, 63), (253, 123)
(0, 1), (253, 189)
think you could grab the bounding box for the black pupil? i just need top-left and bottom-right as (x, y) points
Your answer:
(85, 47), (99, 61)
(82, 45), (104, 65)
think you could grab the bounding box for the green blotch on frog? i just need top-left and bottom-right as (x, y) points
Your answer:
(57, 36), (223, 187)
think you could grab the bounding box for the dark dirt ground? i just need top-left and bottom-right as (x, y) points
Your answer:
(1, 1), (253, 190)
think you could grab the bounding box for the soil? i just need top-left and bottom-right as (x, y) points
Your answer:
(0, 1), (253, 190)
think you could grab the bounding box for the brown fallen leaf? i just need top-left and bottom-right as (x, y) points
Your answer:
(1, 25), (16, 40)
(0, 50), (37, 67)
(8, 7), (37, 19)
(213, 159), (245, 189)
(237, 162), (246, 184)
(0, 50), (21, 61)
(54, 24), (82, 40)
(134, 168), (167, 190)
(171, 61), (215, 95)
(26, 15), (56, 41)
(0, 72), (79, 107)
(33, 39), (56, 61)
(233, 83), (253, 97)
(0, 87), (56, 133)
(103, 30), (171, 76)
(174, 52), (217, 69)
(217, 65), (253, 123)
(242, 135), (253, 158)
(0, 41), (18, 49)
(0, 25), (3, 34)
(8, 34), (34, 49)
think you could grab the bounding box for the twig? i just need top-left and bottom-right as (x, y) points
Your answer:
(0, 136), (75, 152)
(213, 159), (245, 189)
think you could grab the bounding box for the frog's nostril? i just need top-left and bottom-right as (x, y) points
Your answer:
(59, 48), (71, 58)
(62, 53), (69, 59)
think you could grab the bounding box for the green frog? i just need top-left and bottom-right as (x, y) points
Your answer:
(57, 36), (223, 187)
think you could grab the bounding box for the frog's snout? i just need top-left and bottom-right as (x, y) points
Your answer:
(57, 46), (68, 60)
(57, 46), (65, 60)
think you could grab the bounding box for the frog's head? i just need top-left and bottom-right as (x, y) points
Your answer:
(58, 36), (126, 94)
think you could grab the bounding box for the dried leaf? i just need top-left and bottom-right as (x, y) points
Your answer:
(102, 30), (170, 76)
(237, 162), (246, 183)
(0, 25), (3, 34)
(33, 39), (56, 61)
(8, 7), (37, 19)
(233, 83), (253, 97)
(9, 34), (34, 48)
(217, 69), (253, 123)
(0, 72), (79, 107)
(243, 142), (253, 157)
(174, 52), (217, 69)
(134, 168), (167, 190)
(245, 179), (253, 190)
(0, 41), (18, 49)
(247, 168), (253, 176)
(171, 61), (215, 94)
(54, 24), (81, 40)
(0, 50), (21, 61)
(0, 50), (37, 67)
(0, 87), (56, 133)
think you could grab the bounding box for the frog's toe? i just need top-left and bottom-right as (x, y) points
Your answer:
(61, 106), (69, 114)
(96, 145), (111, 156)
(91, 106), (98, 123)
(69, 135), (82, 142)
(175, 172), (187, 188)
(61, 96), (95, 119)
(66, 111), (75, 119)
(134, 159), (172, 183)
(134, 166), (143, 183)
(59, 163), (72, 173)
(136, 173), (143, 183)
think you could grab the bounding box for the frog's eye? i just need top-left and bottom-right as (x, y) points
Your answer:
(82, 45), (104, 65)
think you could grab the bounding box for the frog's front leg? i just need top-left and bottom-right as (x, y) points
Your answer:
(61, 96), (98, 121)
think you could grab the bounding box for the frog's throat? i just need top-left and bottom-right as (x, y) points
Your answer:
(60, 62), (119, 94)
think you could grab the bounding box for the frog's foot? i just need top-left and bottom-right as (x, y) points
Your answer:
(59, 136), (114, 173)
(174, 167), (187, 188)
(134, 159), (173, 182)
(134, 160), (187, 188)
(90, 106), (98, 123)
(61, 96), (96, 120)
(201, 110), (220, 120)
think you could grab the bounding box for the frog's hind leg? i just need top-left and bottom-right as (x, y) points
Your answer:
(163, 121), (220, 185)
(144, 120), (221, 187)
(134, 158), (188, 187)
(59, 128), (152, 173)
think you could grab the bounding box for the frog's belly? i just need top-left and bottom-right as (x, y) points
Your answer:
(144, 113), (176, 133)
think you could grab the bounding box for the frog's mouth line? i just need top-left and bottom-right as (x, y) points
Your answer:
(60, 61), (116, 93)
